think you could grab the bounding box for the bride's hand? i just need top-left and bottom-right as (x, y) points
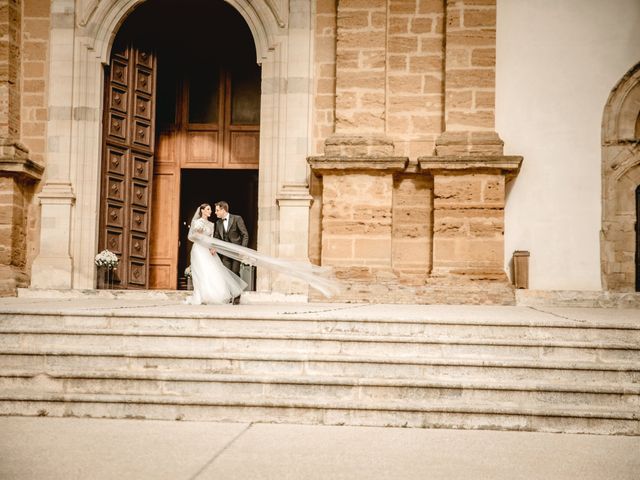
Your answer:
(210, 248), (216, 255)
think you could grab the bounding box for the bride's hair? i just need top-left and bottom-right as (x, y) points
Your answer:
(198, 203), (211, 217)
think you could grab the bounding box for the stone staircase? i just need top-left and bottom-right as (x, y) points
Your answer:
(0, 298), (638, 434)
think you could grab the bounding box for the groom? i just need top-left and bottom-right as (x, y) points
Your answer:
(214, 201), (249, 303)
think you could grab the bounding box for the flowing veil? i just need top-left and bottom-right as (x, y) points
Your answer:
(187, 207), (341, 298)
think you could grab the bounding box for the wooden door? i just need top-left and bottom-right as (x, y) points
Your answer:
(98, 40), (156, 289)
(149, 59), (260, 289)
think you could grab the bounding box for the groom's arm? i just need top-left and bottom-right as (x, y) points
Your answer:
(237, 215), (249, 247)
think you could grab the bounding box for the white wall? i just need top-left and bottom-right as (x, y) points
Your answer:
(497, 0), (640, 290)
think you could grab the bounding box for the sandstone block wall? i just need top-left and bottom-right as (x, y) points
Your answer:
(0, 0), (47, 295)
(22, 0), (49, 275)
(432, 172), (504, 277)
(392, 173), (432, 282)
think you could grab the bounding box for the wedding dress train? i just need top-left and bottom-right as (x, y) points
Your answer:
(186, 206), (341, 302)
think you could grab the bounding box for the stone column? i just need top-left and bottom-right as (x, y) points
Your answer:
(30, 0), (76, 289)
(437, 0), (502, 154)
(0, 0), (44, 295)
(425, 0), (521, 284)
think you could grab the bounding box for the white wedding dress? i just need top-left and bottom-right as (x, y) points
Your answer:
(185, 219), (247, 305)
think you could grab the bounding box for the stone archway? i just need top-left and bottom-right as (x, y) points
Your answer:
(601, 62), (640, 291)
(31, 0), (315, 294)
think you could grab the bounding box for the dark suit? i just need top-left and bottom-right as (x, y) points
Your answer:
(214, 213), (249, 275)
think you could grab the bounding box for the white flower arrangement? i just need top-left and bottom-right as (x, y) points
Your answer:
(95, 249), (119, 269)
(184, 265), (192, 278)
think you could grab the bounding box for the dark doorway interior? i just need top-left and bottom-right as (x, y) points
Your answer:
(179, 169), (258, 289)
(636, 186), (640, 291)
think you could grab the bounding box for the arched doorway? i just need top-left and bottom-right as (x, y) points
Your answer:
(601, 62), (640, 291)
(97, 0), (260, 289)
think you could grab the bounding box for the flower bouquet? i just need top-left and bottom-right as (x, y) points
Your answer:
(95, 249), (118, 289)
(95, 249), (119, 269)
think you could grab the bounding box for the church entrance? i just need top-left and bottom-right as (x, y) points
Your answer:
(98, 0), (260, 289)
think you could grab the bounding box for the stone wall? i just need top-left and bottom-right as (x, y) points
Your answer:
(392, 173), (432, 283)
(0, 0), (44, 295)
(309, 0), (521, 304)
(21, 0), (49, 278)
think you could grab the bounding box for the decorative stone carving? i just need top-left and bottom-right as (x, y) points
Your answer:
(601, 62), (640, 291)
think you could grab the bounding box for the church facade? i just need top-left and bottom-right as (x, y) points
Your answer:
(1, 0), (639, 303)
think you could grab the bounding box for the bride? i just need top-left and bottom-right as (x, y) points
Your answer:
(186, 203), (341, 305)
(185, 203), (247, 305)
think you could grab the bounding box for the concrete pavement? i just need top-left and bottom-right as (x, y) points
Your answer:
(0, 416), (638, 480)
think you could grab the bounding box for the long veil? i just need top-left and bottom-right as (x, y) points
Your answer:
(187, 207), (341, 298)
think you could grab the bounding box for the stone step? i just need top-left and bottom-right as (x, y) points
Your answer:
(1, 392), (638, 435)
(1, 329), (637, 363)
(1, 349), (638, 384)
(1, 311), (638, 344)
(1, 370), (638, 411)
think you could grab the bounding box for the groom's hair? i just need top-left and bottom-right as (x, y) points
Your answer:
(215, 201), (229, 212)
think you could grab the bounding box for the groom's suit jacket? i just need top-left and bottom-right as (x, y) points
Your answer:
(214, 213), (249, 247)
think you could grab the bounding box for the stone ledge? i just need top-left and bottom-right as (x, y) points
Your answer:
(418, 155), (523, 176)
(16, 288), (308, 304)
(0, 140), (43, 182)
(516, 290), (640, 308)
(307, 156), (409, 173)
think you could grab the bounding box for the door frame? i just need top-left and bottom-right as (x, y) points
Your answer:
(32, 0), (314, 295)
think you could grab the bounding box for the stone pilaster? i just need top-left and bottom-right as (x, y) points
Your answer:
(419, 155), (522, 281)
(30, 0), (76, 289)
(436, 0), (502, 155)
(275, 184), (313, 294)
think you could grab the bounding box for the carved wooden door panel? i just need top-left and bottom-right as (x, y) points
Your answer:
(98, 41), (156, 289)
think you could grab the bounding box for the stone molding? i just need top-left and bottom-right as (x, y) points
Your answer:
(418, 155), (523, 177)
(307, 156), (409, 173)
(79, 0), (283, 64)
(601, 61), (640, 291)
(0, 140), (43, 182)
(276, 184), (313, 206)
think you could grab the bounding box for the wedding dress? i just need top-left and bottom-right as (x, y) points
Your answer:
(186, 206), (341, 301)
(185, 217), (247, 305)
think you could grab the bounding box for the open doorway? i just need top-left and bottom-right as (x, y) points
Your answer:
(98, 0), (261, 290)
(178, 169), (258, 289)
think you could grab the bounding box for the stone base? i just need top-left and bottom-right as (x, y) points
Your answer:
(312, 278), (515, 305)
(314, 266), (515, 305)
(516, 290), (640, 308)
(0, 265), (29, 297)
